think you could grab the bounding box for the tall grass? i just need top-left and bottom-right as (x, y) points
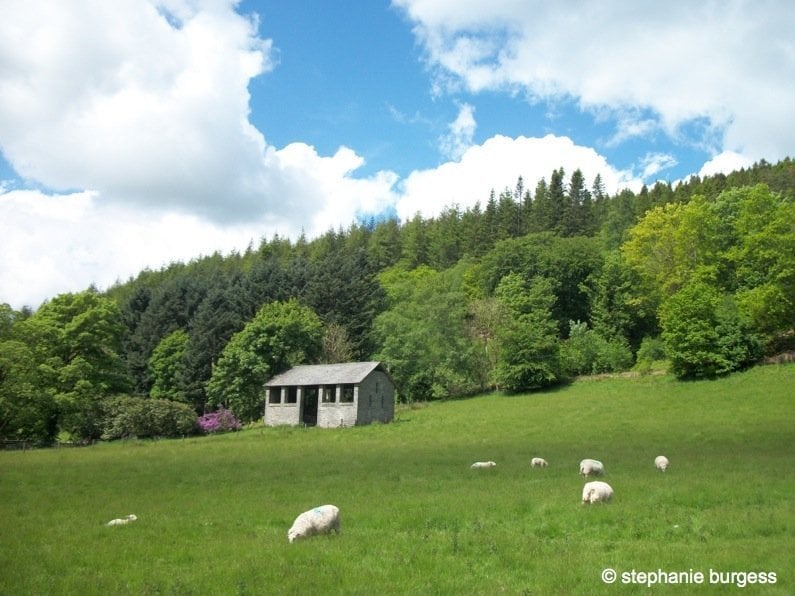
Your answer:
(1, 364), (793, 594)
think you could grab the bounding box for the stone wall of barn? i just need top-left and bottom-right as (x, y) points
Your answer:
(264, 370), (394, 428)
(263, 387), (301, 426)
(356, 370), (395, 425)
(317, 384), (359, 428)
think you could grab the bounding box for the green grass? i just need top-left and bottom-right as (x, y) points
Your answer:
(1, 364), (793, 594)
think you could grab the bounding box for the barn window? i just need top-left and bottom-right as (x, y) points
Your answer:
(322, 385), (337, 403)
(341, 384), (354, 403)
(268, 388), (281, 404)
(286, 386), (298, 404)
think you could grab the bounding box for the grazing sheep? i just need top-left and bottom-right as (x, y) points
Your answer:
(582, 481), (613, 504)
(655, 455), (670, 471)
(579, 458), (604, 476)
(530, 457), (548, 468)
(106, 514), (137, 526)
(288, 505), (340, 543)
(470, 461), (497, 469)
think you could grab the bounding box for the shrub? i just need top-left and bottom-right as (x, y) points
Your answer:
(661, 282), (763, 379)
(634, 336), (667, 374)
(101, 396), (197, 440)
(197, 407), (242, 434)
(560, 320), (633, 376)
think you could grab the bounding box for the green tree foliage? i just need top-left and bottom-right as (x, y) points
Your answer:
(559, 320), (632, 377)
(728, 186), (795, 341)
(10, 291), (132, 440)
(623, 184), (794, 355)
(123, 272), (207, 394)
(494, 274), (560, 392)
(660, 281), (762, 379)
(304, 247), (385, 359)
(584, 250), (657, 350)
(373, 265), (478, 401)
(0, 339), (57, 443)
(467, 297), (507, 392)
(181, 276), (248, 410)
(148, 329), (189, 402)
(206, 299), (323, 421)
(469, 233), (602, 330)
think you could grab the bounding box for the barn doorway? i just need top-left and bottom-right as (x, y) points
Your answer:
(302, 387), (318, 426)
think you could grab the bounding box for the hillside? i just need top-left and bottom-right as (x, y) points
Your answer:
(1, 364), (793, 593)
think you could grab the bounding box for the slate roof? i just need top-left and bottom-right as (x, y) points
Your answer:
(264, 362), (386, 387)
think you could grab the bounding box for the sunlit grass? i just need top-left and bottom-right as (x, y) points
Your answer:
(1, 364), (793, 594)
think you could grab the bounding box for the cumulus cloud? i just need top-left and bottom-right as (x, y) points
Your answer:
(396, 134), (638, 220)
(698, 151), (754, 178)
(0, 189), (265, 308)
(0, 0), (276, 222)
(394, 0), (795, 163)
(0, 0), (403, 307)
(438, 103), (476, 160)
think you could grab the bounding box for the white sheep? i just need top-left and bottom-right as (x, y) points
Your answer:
(288, 505), (340, 543)
(530, 457), (548, 468)
(470, 461), (497, 469)
(579, 458), (604, 476)
(582, 481), (613, 504)
(655, 455), (669, 472)
(106, 514), (137, 526)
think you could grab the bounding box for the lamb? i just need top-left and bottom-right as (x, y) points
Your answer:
(288, 505), (340, 543)
(579, 458), (604, 476)
(582, 481), (613, 504)
(655, 455), (670, 471)
(470, 461), (497, 469)
(106, 514), (137, 526)
(530, 457), (548, 468)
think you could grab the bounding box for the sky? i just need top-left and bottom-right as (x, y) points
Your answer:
(1, 0), (793, 309)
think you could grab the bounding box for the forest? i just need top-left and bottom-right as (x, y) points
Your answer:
(1, 158), (793, 444)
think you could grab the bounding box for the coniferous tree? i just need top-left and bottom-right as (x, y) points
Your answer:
(528, 177), (551, 232)
(548, 167), (566, 234)
(401, 213), (429, 268)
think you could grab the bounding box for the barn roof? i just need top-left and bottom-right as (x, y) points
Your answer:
(264, 361), (387, 387)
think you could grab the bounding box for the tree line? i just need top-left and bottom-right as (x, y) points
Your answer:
(2, 158), (793, 443)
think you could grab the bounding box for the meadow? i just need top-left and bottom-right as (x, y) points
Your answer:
(1, 364), (793, 594)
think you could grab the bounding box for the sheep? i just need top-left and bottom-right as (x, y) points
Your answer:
(106, 514), (137, 526)
(655, 455), (670, 472)
(470, 461), (497, 469)
(530, 457), (548, 468)
(288, 505), (340, 543)
(579, 458), (604, 476)
(582, 481), (613, 504)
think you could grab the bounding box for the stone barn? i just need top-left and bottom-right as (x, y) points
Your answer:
(263, 361), (394, 428)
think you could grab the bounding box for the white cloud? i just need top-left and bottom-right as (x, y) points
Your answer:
(1, 132), (640, 308)
(639, 153), (677, 180)
(438, 103), (476, 160)
(396, 134), (639, 220)
(0, 0), (402, 308)
(698, 151), (754, 178)
(0, 0), (275, 222)
(0, 188), (276, 309)
(394, 0), (795, 164)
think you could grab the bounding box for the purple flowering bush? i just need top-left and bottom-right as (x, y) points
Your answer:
(197, 407), (242, 434)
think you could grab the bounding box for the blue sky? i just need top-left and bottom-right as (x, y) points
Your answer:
(239, 0), (711, 182)
(1, 0), (793, 308)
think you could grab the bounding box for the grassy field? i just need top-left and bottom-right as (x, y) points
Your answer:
(1, 364), (793, 594)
